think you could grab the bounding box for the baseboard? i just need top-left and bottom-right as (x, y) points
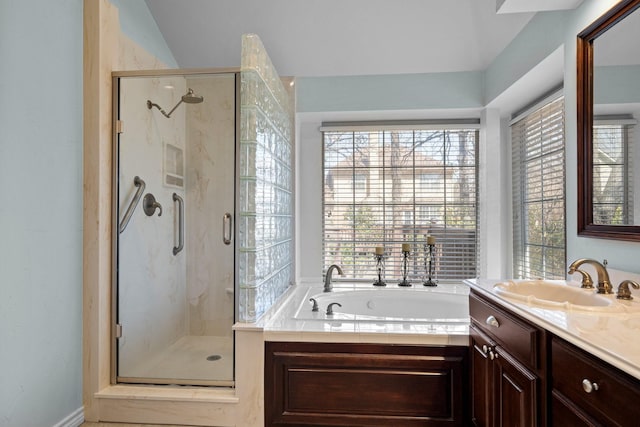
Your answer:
(53, 407), (84, 427)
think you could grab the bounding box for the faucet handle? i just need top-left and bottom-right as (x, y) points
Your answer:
(309, 298), (319, 312)
(326, 302), (342, 315)
(617, 280), (640, 300)
(570, 268), (594, 289)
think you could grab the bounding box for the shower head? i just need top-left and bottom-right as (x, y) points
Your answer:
(147, 88), (204, 118)
(181, 88), (204, 104)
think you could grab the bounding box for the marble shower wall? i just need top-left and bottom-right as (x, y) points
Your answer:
(239, 34), (294, 322)
(117, 76), (188, 377)
(186, 74), (236, 337)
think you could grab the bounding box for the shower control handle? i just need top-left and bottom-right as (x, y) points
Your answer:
(223, 213), (233, 245)
(143, 193), (162, 217)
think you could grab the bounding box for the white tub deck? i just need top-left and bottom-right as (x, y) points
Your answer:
(260, 283), (470, 346)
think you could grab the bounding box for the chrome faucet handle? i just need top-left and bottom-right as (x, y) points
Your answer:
(326, 302), (342, 315)
(569, 268), (594, 289)
(309, 298), (319, 312)
(616, 280), (640, 300)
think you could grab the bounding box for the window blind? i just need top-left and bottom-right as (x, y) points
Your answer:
(511, 96), (565, 279)
(592, 118), (635, 225)
(322, 127), (478, 282)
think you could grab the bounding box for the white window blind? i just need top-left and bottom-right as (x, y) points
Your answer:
(322, 126), (478, 282)
(511, 96), (565, 279)
(593, 118), (635, 225)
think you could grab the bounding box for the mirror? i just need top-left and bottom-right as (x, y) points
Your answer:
(578, 0), (640, 241)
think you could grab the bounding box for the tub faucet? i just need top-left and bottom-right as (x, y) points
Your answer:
(324, 264), (344, 292)
(568, 258), (613, 294)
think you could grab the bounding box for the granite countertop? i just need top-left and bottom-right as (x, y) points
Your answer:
(467, 278), (640, 380)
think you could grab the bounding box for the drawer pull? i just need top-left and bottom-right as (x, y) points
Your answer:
(486, 315), (500, 328)
(582, 379), (599, 393)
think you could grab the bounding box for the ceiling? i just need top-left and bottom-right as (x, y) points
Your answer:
(145, 0), (537, 77)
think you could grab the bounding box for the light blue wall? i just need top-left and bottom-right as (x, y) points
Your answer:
(0, 0), (83, 426)
(111, 0), (178, 68)
(484, 11), (569, 105)
(594, 65), (640, 104)
(0, 1), (178, 425)
(564, 0), (640, 274)
(482, 0), (639, 274)
(297, 71), (483, 112)
(297, 0), (640, 277)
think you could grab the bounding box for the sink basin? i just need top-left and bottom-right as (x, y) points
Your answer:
(493, 280), (621, 312)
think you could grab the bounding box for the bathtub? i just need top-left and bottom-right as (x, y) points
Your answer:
(294, 285), (469, 323)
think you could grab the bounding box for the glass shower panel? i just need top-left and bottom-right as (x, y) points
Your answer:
(239, 34), (294, 322)
(115, 72), (236, 386)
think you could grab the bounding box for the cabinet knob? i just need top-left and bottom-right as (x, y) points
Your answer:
(489, 350), (495, 360)
(486, 315), (500, 328)
(582, 379), (599, 393)
(482, 345), (488, 354)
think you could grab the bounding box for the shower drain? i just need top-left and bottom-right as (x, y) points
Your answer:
(206, 354), (222, 361)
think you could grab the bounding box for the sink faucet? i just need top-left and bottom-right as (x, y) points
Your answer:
(324, 264), (344, 292)
(568, 258), (613, 294)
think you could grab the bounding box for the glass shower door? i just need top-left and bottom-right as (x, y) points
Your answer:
(114, 72), (237, 386)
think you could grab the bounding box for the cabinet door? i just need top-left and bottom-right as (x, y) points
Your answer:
(493, 347), (538, 427)
(470, 325), (492, 427)
(551, 390), (600, 427)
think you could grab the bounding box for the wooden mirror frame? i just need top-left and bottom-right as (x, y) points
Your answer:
(577, 0), (640, 241)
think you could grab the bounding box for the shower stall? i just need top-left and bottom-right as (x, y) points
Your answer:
(113, 70), (238, 386)
(111, 34), (295, 388)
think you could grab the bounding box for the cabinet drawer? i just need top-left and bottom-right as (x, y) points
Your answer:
(552, 337), (640, 425)
(469, 293), (541, 370)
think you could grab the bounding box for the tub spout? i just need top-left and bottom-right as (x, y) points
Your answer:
(324, 264), (344, 292)
(568, 258), (613, 294)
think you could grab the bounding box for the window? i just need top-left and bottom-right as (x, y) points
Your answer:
(592, 119), (635, 225)
(511, 96), (565, 279)
(322, 126), (479, 282)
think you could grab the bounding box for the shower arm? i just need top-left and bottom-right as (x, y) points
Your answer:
(164, 99), (185, 118)
(146, 100), (183, 119)
(147, 89), (202, 118)
(119, 176), (146, 233)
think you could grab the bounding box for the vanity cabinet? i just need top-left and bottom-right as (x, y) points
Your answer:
(469, 291), (546, 427)
(551, 336), (640, 426)
(264, 341), (468, 426)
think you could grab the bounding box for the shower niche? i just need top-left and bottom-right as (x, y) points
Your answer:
(113, 71), (238, 386)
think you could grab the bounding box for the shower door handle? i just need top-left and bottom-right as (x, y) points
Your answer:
(119, 176), (146, 233)
(223, 213), (233, 245)
(173, 193), (184, 255)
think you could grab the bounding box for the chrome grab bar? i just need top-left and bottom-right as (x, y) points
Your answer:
(223, 213), (232, 245)
(173, 193), (184, 255)
(119, 176), (146, 234)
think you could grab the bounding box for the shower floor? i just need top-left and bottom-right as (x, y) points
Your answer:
(133, 335), (233, 383)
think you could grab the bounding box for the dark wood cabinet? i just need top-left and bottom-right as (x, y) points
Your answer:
(551, 336), (640, 426)
(264, 341), (468, 426)
(492, 345), (537, 427)
(470, 327), (492, 426)
(469, 291), (545, 427)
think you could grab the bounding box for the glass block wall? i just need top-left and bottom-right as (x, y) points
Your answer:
(239, 34), (294, 322)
